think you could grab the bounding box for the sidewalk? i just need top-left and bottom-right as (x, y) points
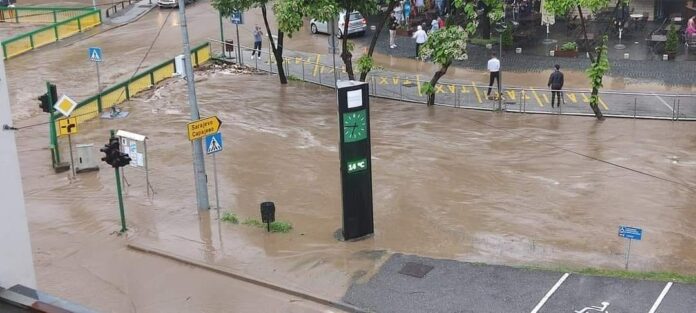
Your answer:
(352, 23), (696, 87)
(104, 0), (156, 25)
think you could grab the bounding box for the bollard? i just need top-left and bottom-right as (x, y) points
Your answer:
(260, 202), (275, 232)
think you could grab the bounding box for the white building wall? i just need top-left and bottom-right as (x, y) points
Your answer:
(0, 51), (36, 288)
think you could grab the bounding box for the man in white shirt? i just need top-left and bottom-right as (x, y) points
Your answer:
(412, 25), (427, 58)
(487, 53), (501, 98)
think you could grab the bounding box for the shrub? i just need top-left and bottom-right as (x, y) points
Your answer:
(560, 41), (577, 51)
(665, 23), (679, 55)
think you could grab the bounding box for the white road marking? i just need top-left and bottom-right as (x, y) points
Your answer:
(653, 93), (674, 112)
(648, 282), (673, 313)
(530, 272), (570, 313)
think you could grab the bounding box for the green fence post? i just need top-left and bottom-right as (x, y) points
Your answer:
(97, 94), (103, 113)
(53, 24), (59, 40)
(125, 85), (130, 99)
(14, 9), (19, 23)
(77, 17), (82, 32)
(53, 10), (57, 23)
(29, 35), (34, 49)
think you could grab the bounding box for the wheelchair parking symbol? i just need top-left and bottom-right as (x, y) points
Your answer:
(575, 301), (610, 313)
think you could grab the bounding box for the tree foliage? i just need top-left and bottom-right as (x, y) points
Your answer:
(420, 0), (500, 106)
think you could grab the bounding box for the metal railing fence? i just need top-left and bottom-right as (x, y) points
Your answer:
(208, 39), (695, 121)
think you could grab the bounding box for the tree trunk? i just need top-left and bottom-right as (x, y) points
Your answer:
(359, 0), (398, 82)
(480, 11), (491, 39)
(426, 62), (450, 106)
(341, 6), (355, 80)
(261, 5), (287, 84)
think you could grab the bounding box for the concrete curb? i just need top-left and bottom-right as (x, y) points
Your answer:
(127, 242), (368, 313)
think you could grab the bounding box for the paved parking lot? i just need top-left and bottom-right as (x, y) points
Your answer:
(343, 253), (696, 313)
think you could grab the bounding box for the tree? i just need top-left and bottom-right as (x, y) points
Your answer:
(418, 0), (500, 106)
(274, 0), (379, 81)
(419, 26), (469, 106)
(212, 0), (288, 84)
(358, 0), (399, 82)
(545, 0), (625, 120)
(476, 0), (504, 39)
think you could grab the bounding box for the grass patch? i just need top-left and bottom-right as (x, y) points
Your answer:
(242, 218), (264, 227)
(519, 265), (696, 284)
(220, 212), (239, 224)
(287, 75), (302, 81)
(242, 218), (293, 233)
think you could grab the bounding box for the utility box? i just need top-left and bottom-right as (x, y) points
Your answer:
(174, 55), (186, 77)
(75, 144), (99, 173)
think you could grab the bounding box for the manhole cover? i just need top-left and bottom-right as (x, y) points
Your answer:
(398, 262), (434, 278)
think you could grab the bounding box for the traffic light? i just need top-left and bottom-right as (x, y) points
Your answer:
(100, 137), (132, 168)
(38, 83), (57, 113)
(100, 137), (120, 166)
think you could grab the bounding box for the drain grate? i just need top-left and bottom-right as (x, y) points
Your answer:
(398, 262), (434, 278)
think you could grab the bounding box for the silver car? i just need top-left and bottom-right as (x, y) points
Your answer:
(310, 11), (366, 38)
(157, 0), (195, 8)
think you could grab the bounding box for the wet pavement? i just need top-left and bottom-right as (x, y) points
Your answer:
(346, 253), (696, 313)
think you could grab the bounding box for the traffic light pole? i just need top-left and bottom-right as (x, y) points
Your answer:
(110, 130), (127, 233)
(46, 82), (60, 166)
(178, 0), (210, 210)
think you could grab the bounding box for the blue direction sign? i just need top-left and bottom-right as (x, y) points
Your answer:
(618, 226), (642, 240)
(88, 47), (102, 62)
(205, 132), (223, 155)
(230, 11), (243, 24)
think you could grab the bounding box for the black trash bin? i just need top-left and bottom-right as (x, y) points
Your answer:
(224, 40), (235, 59)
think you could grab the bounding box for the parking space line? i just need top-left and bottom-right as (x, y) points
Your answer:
(652, 93), (674, 112)
(598, 97), (609, 110)
(530, 272), (570, 313)
(471, 82), (482, 104)
(647, 282), (673, 313)
(531, 88), (544, 107)
(312, 54), (321, 77)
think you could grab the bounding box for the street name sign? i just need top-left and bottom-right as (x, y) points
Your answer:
(53, 95), (78, 117)
(205, 133), (223, 155)
(58, 117), (77, 136)
(88, 47), (103, 62)
(618, 226), (642, 240)
(187, 116), (222, 141)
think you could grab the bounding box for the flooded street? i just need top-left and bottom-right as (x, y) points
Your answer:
(12, 64), (696, 311)
(5, 1), (696, 311)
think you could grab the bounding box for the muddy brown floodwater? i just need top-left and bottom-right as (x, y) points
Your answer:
(13, 63), (696, 311)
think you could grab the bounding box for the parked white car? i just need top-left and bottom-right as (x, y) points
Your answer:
(310, 11), (367, 38)
(157, 0), (195, 8)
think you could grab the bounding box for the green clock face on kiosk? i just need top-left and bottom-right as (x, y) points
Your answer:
(337, 81), (373, 241)
(342, 110), (368, 142)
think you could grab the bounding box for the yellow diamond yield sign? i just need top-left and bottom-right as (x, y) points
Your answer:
(187, 116), (222, 141)
(53, 95), (78, 117)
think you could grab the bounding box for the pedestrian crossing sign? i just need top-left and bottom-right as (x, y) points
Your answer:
(205, 132), (223, 155)
(88, 47), (102, 62)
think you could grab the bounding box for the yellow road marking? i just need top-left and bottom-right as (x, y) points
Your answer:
(581, 93), (590, 103)
(326, 66), (334, 74)
(471, 81), (482, 104)
(416, 75), (422, 96)
(295, 57), (302, 64)
(566, 93), (577, 103)
(392, 76), (400, 85)
(598, 97), (609, 110)
(379, 77), (388, 85)
(312, 54), (321, 77)
(435, 84), (446, 93)
(461, 86), (469, 93)
(506, 90), (516, 101)
(542, 93), (549, 104)
(531, 88), (544, 107)
(448, 85), (456, 93)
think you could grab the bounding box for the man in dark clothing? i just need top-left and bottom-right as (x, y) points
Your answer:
(547, 64), (564, 108)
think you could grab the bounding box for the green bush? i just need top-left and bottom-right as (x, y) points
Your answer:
(560, 41), (577, 51)
(221, 212), (239, 224)
(665, 23), (679, 55)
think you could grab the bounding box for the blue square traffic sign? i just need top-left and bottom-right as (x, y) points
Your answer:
(230, 11), (243, 24)
(205, 132), (223, 155)
(88, 47), (102, 62)
(618, 225), (642, 240)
